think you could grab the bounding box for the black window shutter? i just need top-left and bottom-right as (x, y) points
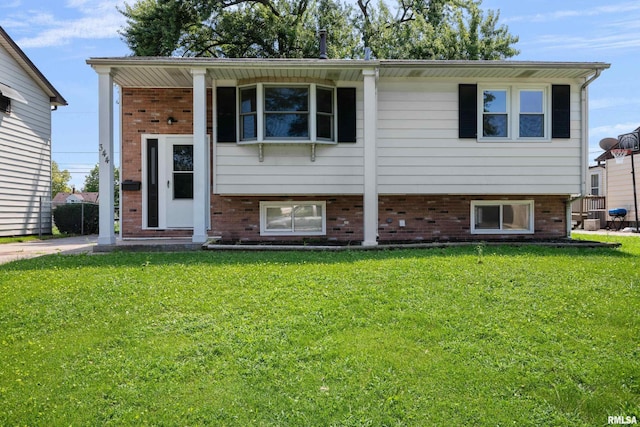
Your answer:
(216, 87), (236, 142)
(459, 84), (477, 138)
(552, 85), (571, 139)
(337, 88), (357, 143)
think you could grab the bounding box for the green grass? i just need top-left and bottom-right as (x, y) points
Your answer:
(0, 227), (68, 244)
(0, 235), (638, 426)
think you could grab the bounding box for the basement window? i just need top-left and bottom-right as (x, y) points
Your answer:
(471, 200), (534, 234)
(260, 201), (326, 236)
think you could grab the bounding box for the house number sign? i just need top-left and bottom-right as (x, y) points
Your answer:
(99, 143), (110, 164)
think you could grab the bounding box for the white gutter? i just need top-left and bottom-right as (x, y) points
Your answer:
(568, 68), (604, 236)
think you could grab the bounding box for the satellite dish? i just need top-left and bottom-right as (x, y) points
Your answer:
(599, 137), (618, 150)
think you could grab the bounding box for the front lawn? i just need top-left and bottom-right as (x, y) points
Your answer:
(0, 235), (638, 425)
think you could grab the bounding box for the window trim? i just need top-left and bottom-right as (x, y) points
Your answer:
(478, 84), (551, 142)
(471, 200), (535, 234)
(238, 83), (337, 145)
(260, 201), (327, 236)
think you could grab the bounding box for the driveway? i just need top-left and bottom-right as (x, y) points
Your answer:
(0, 235), (97, 265)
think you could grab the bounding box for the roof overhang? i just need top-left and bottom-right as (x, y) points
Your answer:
(86, 57), (610, 88)
(0, 26), (67, 106)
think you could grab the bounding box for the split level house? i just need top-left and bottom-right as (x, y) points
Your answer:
(0, 27), (67, 237)
(86, 56), (609, 246)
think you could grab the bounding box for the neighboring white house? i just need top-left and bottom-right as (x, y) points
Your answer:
(0, 26), (67, 237)
(52, 191), (99, 208)
(596, 137), (640, 228)
(87, 57), (609, 245)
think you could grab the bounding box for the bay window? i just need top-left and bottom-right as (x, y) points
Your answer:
(239, 83), (335, 143)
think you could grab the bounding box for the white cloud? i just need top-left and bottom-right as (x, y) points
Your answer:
(590, 122), (639, 139)
(8, 1), (127, 48)
(591, 97), (640, 110)
(0, 0), (22, 8)
(504, 2), (640, 23)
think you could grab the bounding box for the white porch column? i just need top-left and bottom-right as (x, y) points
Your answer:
(362, 68), (378, 246)
(191, 68), (208, 243)
(96, 67), (115, 245)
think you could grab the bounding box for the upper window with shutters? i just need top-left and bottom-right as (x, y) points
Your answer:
(459, 84), (571, 142)
(216, 84), (357, 145)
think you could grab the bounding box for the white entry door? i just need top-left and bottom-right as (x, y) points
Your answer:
(164, 136), (194, 228)
(145, 135), (195, 229)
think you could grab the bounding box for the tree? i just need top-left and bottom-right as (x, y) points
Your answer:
(51, 161), (71, 196)
(83, 164), (120, 206)
(119, 0), (518, 60)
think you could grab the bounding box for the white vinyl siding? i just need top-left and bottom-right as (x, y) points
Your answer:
(0, 43), (53, 236)
(376, 80), (582, 195)
(605, 154), (640, 221)
(215, 83), (364, 195)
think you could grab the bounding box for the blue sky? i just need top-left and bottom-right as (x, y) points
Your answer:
(1, 0), (639, 189)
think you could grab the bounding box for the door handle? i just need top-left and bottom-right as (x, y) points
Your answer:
(167, 180), (170, 188)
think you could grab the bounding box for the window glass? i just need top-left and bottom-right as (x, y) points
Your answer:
(317, 87), (334, 140)
(293, 204), (323, 232)
(173, 145), (193, 199)
(475, 205), (500, 229)
(265, 114), (309, 138)
(317, 88), (333, 114)
(240, 88), (257, 140)
(265, 87), (308, 112)
(264, 87), (309, 138)
(483, 90), (508, 137)
(591, 174), (600, 195)
(173, 145), (193, 171)
(519, 90), (544, 137)
(502, 204), (530, 230)
(0, 95), (10, 114)
(266, 206), (292, 230)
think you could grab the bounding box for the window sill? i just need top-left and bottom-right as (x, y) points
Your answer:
(477, 137), (551, 143)
(238, 141), (336, 162)
(237, 140), (336, 146)
(471, 230), (534, 235)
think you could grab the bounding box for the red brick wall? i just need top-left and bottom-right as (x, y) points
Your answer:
(211, 194), (567, 243)
(120, 87), (212, 238)
(378, 195), (567, 242)
(211, 196), (364, 243)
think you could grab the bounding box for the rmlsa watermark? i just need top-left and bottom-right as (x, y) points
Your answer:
(608, 415), (638, 425)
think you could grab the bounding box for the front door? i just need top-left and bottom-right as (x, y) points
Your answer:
(145, 135), (194, 229)
(165, 140), (194, 228)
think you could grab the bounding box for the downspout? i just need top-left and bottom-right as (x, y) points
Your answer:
(567, 68), (603, 237)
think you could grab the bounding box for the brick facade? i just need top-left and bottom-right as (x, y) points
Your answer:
(120, 88), (212, 239)
(119, 88), (568, 243)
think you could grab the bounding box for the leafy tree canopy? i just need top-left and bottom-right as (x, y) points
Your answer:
(83, 164), (120, 205)
(119, 0), (518, 60)
(52, 161), (72, 197)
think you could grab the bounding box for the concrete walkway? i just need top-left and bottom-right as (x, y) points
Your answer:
(0, 235), (98, 265)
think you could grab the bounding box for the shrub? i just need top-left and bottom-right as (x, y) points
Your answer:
(53, 203), (99, 235)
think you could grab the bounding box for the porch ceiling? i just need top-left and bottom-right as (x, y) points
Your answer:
(86, 57), (610, 88)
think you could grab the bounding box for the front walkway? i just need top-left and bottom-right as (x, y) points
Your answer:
(0, 235), (98, 264)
